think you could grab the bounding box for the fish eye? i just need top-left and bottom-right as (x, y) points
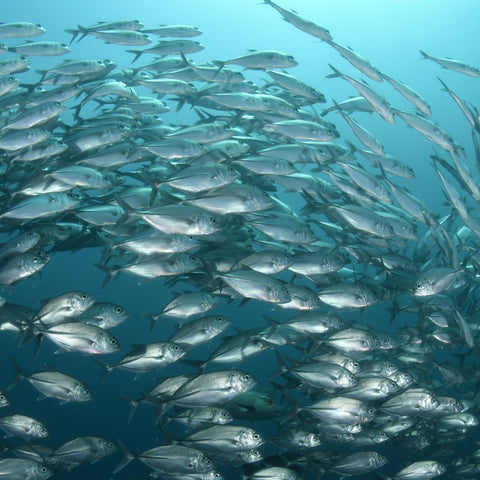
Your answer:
(41, 427), (47, 432)
(173, 345), (180, 351)
(33, 256), (39, 262)
(221, 411), (228, 417)
(253, 433), (260, 439)
(242, 374), (251, 382)
(368, 408), (374, 415)
(81, 293), (88, 299)
(108, 441), (114, 447)
(0, 394), (5, 400)
(41, 467), (47, 473)
(115, 306), (123, 313)
(109, 338), (117, 344)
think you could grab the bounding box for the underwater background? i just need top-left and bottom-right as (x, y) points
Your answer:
(0, 0), (480, 479)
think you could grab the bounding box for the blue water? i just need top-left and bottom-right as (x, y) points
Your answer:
(0, 1), (479, 479)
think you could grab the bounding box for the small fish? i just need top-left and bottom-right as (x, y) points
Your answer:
(0, 22), (46, 38)
(41, 323), (120, 355)
(0, 458), (52, 480)
(329, 451), (387, 476)
(0, 414), (48, 439)
(143, 24), (202, 37)
(0, 249), (50, 285)
(167, 370), (256, 408)
(52, 436), (117, 465)
(221, 50), (297, 70)
(8, 41), (70, 56)
(420, 50), (480, 77)
(10, 359), (92, 403)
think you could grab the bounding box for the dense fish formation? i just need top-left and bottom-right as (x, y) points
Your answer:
(0, 3), (480, 479)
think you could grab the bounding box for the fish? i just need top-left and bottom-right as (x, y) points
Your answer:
(8, 41), (70, 56)
(327, 64), (395, 124)
(263, 0), (332, 41)
(9, 358), (92, 403)
(0, 414), (48, 439)
(165, 370), (256, 408)
(181, 425), (264, 453)
(51, 436), (117, 465)
(0, 249), (50, 285)
(0, 7), (479, 480)
(420, 50), (480, 77)
(0, 458), (52, 480)
(40, 322), (120, 355)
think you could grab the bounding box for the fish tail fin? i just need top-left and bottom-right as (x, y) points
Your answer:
(269, 349), (287, 381)
(113, 194), (135, 225)
(75, 25), (90, 42)
(64, 28), (79, 44)
(118, 393), (140, 424)
(126, 49), (142, 63)
(94, 358), (113, 384)
(326, 63), (342, 78)
(180, 52), (191, 67)
(212, 59), (226, 73)
(141, 313), (160, 333)
(437, 76), (449, 92)
(142, 391), (167, 425)
(72, 103), (82, 122)
(8, 357), (26, 390)
(99, 243), (115, 265)
(112, 438), (136, 474)
(419, 50), (430, 60)
(94, 263), (118, 289)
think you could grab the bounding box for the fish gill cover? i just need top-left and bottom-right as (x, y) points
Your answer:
(0, 0), (479, 479)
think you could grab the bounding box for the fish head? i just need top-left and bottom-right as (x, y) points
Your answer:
(34, 464), (53, 480)
(212, 408), (233, 425)
(35, 423), (49, 438)
(240, 448), (263, 463)
(240, 428), (264, 448)
(420, 393), (439, 411)
(96, 331), (120, 354)
(74, 383), (92, 402)
(72, 292), (96, 312)
(412, 277), (432, 296)
(100, 438), (118, 456)
(168, 342), (186, 361)
(232, 371), (256, 394)
(340, 371), (358, 388)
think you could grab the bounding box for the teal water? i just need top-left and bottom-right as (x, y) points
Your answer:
(0, 1), (479, 479)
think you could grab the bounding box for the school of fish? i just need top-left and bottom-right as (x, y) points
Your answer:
(0, 1), (480, 479)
